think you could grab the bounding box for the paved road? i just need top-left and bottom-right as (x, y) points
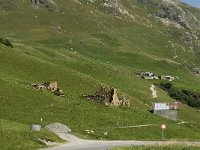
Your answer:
(44, 133), (200, 150)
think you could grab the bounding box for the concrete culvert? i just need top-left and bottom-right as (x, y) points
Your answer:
(31, 124), (41, 131)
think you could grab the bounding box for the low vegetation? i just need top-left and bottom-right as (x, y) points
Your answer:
(0, 119), (64, 150)
(112, 145), (200, 150)
(159, 82), (200, 109)
(0, 0), (200, 149)
(0, 37), (13, 48)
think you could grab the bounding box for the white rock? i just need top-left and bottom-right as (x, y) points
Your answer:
(45, 123), (71, 133)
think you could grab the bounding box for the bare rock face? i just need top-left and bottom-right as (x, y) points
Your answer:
(156, 1), (199, 49)
(30, 0), (57, 12)
(102, 0), (122, 16)
(31, 0), (48, 5)
(103, 0), (122, 8)
(102, 0), (132, 17)
(154, 1), (191, 30)
(140, 0), (200, 50)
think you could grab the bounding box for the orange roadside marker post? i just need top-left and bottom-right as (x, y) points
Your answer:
(160, 124), (167, 140)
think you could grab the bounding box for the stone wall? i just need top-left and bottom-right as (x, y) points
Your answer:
(154, 110), (178, 121)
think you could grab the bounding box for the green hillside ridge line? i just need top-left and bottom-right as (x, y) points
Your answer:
(0, 0), (200, 149)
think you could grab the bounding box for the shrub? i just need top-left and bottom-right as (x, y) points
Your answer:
(159, 82), (200, 109)
(159, 82), (173, 90)
(0, 37), (14, 48)
(53, 88), (64, 96)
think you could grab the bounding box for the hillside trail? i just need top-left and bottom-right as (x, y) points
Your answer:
(150, 84), (157, 98)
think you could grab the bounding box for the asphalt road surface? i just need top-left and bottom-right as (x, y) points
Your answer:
(44, 133), (200, 150)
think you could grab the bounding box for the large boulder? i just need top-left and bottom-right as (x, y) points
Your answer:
(45, 123), (71, 134)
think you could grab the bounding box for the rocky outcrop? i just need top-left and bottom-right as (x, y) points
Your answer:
(0, 37), (13, 48)
(155, 5), (190, 29)
(140, 0), (200, 50)
(102, 0), (133, 18)
(153, 0), (197, 32)
(103, 0), (121, 8)
(31, 0), (48, 5)
(157, 1), (199, 49)
(30, 0), (57, 12)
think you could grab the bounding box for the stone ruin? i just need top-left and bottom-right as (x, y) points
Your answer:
(33, 81), (57, 91)
(32, 81), (64, 96)
(83, 87), (130, 106)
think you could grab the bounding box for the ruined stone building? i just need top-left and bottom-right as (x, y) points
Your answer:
(32, 81), (63, 96)
(33, 81), (57, 92)
(84, 87), (130, 107)
(46, 81), (57, 92)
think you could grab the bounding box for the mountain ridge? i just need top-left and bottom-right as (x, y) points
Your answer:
(0, 0), (200, 149)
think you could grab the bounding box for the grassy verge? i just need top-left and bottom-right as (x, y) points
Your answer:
(0, 0), (200, 149)
(112, 145), (200, 150)
(0, 119), (65, 150)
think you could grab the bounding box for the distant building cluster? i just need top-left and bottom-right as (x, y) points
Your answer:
(193, 67), (200, 76)
(141, 72), (176, 81)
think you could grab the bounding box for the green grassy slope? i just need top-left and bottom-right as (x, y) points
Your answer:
(0, 0), (200, 149)
(0, 119), (64, 150)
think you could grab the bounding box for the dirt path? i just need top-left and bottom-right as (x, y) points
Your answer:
(150, 84), (157, 98)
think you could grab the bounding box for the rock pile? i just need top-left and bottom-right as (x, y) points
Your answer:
(31, 0), (53, 5)
(83, 86), (130, 106)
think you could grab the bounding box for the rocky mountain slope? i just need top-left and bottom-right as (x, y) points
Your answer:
(0, 0), (200, 149)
